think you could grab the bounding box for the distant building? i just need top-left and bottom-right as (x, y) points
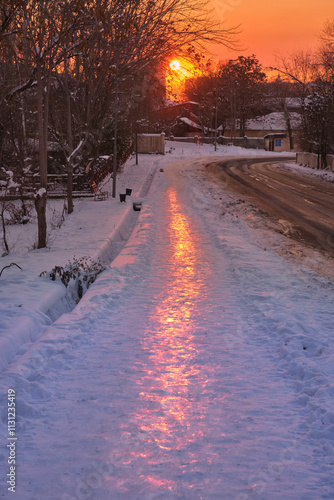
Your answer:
(154, 101), (203, 136)
(154, 98), (302, 151)
(223, 112), (302, 152)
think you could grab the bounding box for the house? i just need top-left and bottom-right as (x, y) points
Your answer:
(154, 101), (203, 136)
(223, 112), (302, 152)
(246, 112), (301, 152)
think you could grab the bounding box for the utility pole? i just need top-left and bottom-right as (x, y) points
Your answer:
(112, 68), (119, 198)
(214, 87), (218, 151)
(135, 131), (138, 165)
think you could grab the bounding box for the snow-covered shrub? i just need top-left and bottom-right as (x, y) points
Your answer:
(49, 201), (67, 230)
(40, 256), (106, 301)
(0, 169), (34, 255)
(0, 169), (19, 254)
(5, 200), (34, 225)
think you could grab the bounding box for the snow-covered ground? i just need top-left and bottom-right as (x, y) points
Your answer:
(0, 141), (334, 499)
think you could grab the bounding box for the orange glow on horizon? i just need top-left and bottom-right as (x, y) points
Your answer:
(209, 0), (333, 67)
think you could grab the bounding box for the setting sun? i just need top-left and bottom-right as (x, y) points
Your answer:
(170, 60), (180, 71)
(167, 58), (199, 101)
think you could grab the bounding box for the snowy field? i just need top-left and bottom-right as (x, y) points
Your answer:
(0, 141), (334, 499)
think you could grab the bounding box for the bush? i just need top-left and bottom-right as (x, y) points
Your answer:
(41, 256), (106, 300)
(6, 200), (34, 225)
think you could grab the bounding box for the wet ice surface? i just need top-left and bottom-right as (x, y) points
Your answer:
(1, 161), (334, 499)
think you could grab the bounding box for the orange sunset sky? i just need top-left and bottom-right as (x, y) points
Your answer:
(209, 0), (334, 67)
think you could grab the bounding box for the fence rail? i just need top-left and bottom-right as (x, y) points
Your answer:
(296, 152), (334, 171)
(0, 173), (91, 198)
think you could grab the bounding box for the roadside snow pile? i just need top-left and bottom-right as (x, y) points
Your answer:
(278, 160), (334, 182)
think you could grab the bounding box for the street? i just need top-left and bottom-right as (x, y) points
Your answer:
(2, 158), (334, 499)
(205, 157), (334, 256)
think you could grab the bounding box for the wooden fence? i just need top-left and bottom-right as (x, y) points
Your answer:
(296, 152), (334, 171)
(137, 133), (165, 154)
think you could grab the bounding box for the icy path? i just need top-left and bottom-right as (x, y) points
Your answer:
(1, 161), (334, 499)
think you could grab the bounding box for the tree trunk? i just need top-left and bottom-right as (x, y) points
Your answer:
(36, 57), (47, 248)
(283, 102), (294, 151)
(35, 192), (47, 248)
(1, 186), (9, 254)
(320, 124), (328, 169)
(240, 116), (245, 137)
(67, 161), (74, 214)
(64, 41), (74, 214)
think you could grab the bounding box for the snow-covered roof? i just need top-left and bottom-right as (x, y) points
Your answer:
(285, 97), (302, 109)
(179, 116), (202, 130)
(164, 100), (199, 108)
(165, 99), (179, 107)
(246, 112), (302, 131)
(138, 133), (165, 137)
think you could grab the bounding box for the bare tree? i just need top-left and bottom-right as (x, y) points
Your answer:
(185, 63), (229, 135)
(319, 19), (334, 81)
(49, 0), (240, 202)
(218, 55), (267, 137)
(1, 0), (239, 246)
(273, 39), (334, 166)
(19, 0), (88, 243)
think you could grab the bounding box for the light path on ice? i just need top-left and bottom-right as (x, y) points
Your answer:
(0, 159), (333, 499)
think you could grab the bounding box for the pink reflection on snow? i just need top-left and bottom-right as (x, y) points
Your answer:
(130, 188), (213, 490)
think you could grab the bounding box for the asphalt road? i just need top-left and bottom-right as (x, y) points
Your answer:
(205, 156), (334, 256)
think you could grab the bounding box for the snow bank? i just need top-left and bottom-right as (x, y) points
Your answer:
(0, 158), (161, 373)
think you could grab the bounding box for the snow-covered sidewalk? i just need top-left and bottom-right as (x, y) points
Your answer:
(1, 142), (334, 499)
(0, 142), (294, 374)
(0, 157), (159, 372)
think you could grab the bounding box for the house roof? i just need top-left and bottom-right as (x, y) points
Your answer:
(246, 112), (301, 131)
(179, 116), (202, 130)
(264, 133), (287, 138)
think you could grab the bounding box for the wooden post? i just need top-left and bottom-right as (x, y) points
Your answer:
(135, 131), (138, 165)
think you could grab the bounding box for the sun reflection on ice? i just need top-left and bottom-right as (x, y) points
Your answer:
(130, 187), (213, 489)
